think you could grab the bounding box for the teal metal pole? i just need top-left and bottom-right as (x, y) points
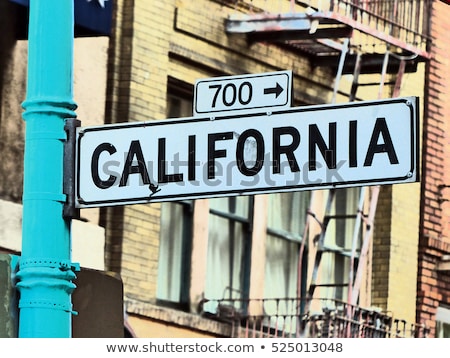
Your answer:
(17, 0), (77, 337)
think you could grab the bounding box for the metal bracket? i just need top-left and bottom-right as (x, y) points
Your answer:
(437, 184), (450, 205)
(63, 118), (81, 219)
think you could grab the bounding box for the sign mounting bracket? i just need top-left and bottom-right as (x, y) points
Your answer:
(63, 118), (81, 219)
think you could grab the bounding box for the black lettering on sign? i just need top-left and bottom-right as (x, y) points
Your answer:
(91, 142), (117, 189)
(158, 138), (184, 183)
(272, 127), (300, 174)
(364, 117), (399, 166)
(236, 129), (265, 176)
(188, 135), (196, 181)
(119, 140), (151, 187)
(309, 123), (336, 170)
(349, 120), (357, 168)
(208, 132), (233, 179)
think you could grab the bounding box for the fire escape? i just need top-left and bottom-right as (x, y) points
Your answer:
(199, 0), (431, 338)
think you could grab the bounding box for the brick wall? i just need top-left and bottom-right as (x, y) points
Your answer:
(103, 0), (172, 300)
(371, 66), (424, 324)
(417, 0), (450, 336)
(372, 185), (392, 309)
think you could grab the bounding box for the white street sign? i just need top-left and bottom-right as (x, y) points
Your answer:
(194, 70), (292, 116)
(75, 97), (419, 208)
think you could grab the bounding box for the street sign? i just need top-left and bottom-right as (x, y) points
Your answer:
(75, 97), (419, 208)
(193, 70), (292, 116)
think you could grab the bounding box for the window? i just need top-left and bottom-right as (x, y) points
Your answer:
(265, 191), (309, 300)
(263, 192), (310, 332)
(436, 306), (450, 338)
(204, 196), (253, 307)
(157, 200), (193, 308)
(320, 187), (361, 302)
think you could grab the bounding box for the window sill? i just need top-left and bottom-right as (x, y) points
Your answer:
(125, 297), (232, 337)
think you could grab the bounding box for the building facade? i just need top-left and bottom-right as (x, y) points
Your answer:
(0, 0), (450, 338)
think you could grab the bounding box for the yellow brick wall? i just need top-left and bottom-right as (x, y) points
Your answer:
(370, 63), (424, 323)
(388, 183), (420, 322)
(388, 65), (423, 323)
(121, 204), (161, 299)
(171, 1), (335, 104)
(117, 0), (175, 300)
(372, 184), (392, 309)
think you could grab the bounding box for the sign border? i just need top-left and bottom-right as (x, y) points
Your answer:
(75, 97), (419, 208)
(193, 70), (293, 116)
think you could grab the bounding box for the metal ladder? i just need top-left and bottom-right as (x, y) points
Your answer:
(301, 42), (407, 319)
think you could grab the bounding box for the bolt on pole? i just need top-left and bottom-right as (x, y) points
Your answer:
(17, 0), (77, 337)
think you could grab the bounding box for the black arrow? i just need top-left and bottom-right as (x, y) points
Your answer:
(264, 82), (284, 98)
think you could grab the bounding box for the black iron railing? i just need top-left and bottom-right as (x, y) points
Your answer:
(200, 296), (430, 338)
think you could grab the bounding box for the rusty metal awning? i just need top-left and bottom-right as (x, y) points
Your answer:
(225, 8), (430, 75)
(226, 12), (354, 41)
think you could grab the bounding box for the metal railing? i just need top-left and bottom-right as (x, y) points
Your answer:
(324, 0), (431, 50)
(224, 0), (431, 55)
(200, 296), (430, 338)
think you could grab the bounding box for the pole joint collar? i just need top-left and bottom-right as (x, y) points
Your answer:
(16, 258), (80, 315)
